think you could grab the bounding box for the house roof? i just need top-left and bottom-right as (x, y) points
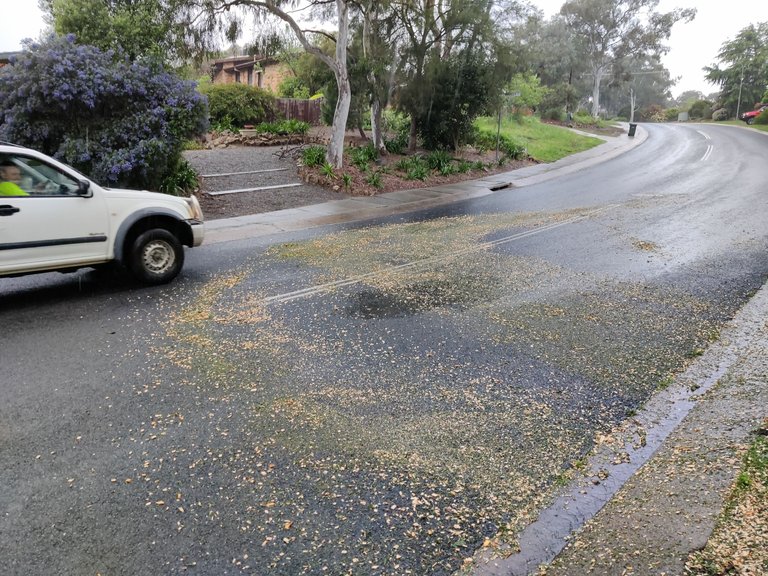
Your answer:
(211, 54), (280, 72)
(0, 51), (21, 64)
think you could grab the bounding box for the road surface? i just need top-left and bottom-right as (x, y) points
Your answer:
(1, 124), (766, 575)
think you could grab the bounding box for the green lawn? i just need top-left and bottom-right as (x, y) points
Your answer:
(475, 115), (604, 163)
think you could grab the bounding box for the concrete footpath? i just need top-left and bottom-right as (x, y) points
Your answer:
(203, 124), (767, 575)
(204, 125), (647, 244)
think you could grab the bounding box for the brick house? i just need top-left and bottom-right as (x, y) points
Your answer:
(0, 51), (21, 69)
(210, 55), (292, 94)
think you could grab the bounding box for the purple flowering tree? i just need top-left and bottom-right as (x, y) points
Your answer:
(0, 34), (208, 191)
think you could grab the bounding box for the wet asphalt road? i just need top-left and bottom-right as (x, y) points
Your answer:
(1, 124), (767, 575)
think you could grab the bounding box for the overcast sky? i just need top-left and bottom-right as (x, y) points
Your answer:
(0, 0), (757, 98)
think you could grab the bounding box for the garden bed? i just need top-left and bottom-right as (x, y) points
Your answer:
(299, 145), (536, 196)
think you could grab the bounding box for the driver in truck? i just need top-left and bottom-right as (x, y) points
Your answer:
(0, 160), (29, 196)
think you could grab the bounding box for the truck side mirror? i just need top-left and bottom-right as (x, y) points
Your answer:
(77, 180), (92, 197)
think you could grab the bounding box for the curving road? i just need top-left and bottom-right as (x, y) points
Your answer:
(1, 124), (767, 576)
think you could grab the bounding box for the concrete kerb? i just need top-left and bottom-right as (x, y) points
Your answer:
(204, 124), (648, 245)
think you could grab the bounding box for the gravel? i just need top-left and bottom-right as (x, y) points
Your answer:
(184, 146), (347, 220)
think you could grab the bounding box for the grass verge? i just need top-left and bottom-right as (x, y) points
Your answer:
(475, 115), (603, 163)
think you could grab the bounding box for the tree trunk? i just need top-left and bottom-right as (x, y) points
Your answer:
(629, 87), (636, 123)
(408, 116), (419, 153)
(371, 98), (384, 151)
(591, 67), (605, 118)
(328, 70), (351, 168)
(246, 0), (352, 169)
(326, 0), (351, 169)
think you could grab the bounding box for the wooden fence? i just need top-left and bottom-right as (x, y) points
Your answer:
(276, 98), (324, 125)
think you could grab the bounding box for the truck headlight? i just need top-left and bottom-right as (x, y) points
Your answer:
(185, 194), (204, 221)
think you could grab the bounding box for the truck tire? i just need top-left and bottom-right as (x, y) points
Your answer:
(128, 228), (184, 284)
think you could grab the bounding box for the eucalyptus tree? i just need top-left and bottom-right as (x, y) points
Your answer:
(40, 0), (198, 64)
(393, 0), (512, 150)
(178, 0), (354, 169)
(526, 15), (589, 115)
(704, 23), (768, 116)
(357, 0), (403, 152)
(674, 90), (706, 109)
(560, 0), (695, 118)
(604, 54), (674, 120)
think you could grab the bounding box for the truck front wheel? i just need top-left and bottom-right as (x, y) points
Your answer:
(128, 228), (184, 284)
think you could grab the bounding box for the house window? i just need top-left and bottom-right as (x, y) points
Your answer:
(247, 69), (253, 86)
(234, 71), (240, 83)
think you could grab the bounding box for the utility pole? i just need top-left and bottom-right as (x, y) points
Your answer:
(736, 64), (744, 119)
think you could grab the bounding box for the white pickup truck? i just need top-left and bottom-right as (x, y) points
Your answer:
(0, 143), (204, 284)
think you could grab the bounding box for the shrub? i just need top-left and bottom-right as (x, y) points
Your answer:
(456, 160), (472, 173)
(210, 114), (238, 133)
(395, 157), (430, 180)
(664, 107), (680, 121)
(541, 108), (565, 122)
(439, 163), (458, 176)
(406, 163), (429, 181)
(365, 170), (383, 188)
(349, 142), (379, 169)
(755, 109), (768, 125)
(198, 82), (278, 128)
(383, 109), (410, 154)
(711, 108), (729, 121)
(160, 157), (199, 195)
(301, 145), (326, 167)
(278, 76), (310, 99)
(507, 72), (550, 117)
(408, 53), (495, 150)
(320, 162), (336, 179)
(385, 135), (407, 155)
(574, 110), (594, 123)
(472, 130), (526, 160)
(0, 34), (207, 191)
(394, 158), (413, 171)
(425, 150), (453, 171)
(636, 104), (665, 123)
(350, 155), (370, 172)
(688, 99), (712, 120)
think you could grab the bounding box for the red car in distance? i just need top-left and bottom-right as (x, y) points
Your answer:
(741, 104), (768, 125)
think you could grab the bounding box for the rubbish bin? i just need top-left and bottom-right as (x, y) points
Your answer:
(628, 122), (637, 137)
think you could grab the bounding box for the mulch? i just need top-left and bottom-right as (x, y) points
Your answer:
(194, 128), (538, 219)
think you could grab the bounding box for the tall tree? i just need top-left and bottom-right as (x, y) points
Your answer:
(705, 23), (768, 117)
(394, 0), (506, 150)
(608, 55), (674, 121)
(358, 0), (402, 152)
(529, 15), (589, 115)
(183, 0), (352, 169)
(560, 0), (695, 117)
(41, 0), (196, 64)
